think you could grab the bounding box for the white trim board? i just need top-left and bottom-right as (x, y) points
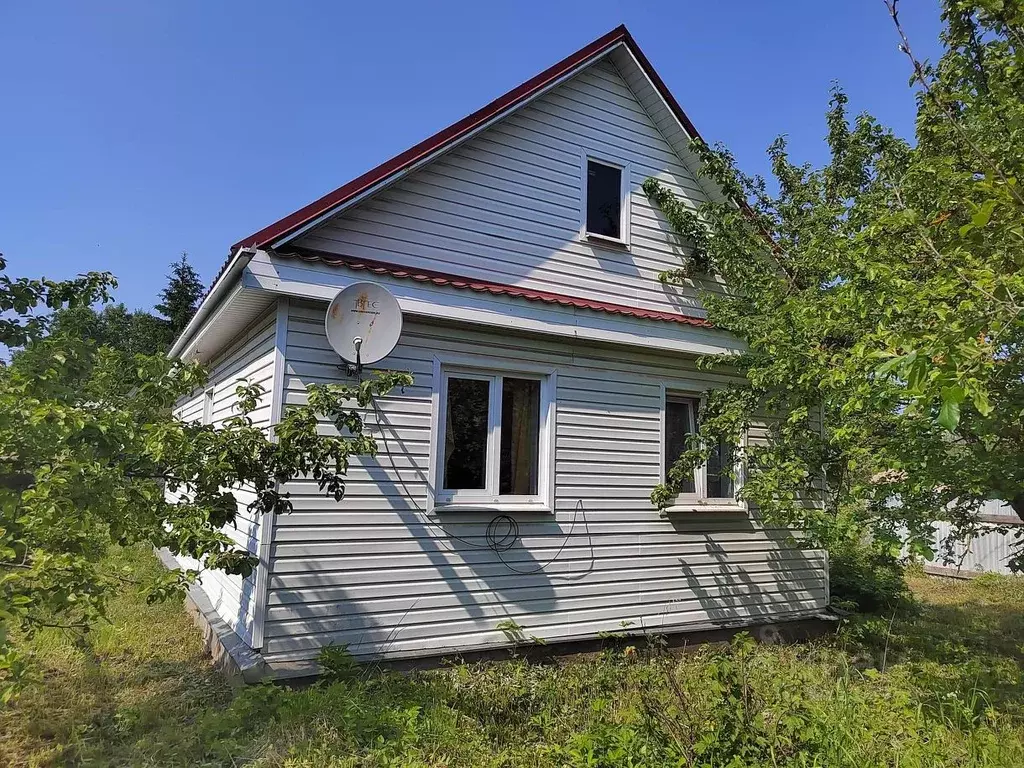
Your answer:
(242, 260), (743, 358)
(250, 297), (290, 651)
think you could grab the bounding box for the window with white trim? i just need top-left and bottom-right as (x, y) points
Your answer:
(663, 394), (738, 502)
(436, 368), (551, 507)
(202, 387), (215, 426)
(582, 155), (629, 245)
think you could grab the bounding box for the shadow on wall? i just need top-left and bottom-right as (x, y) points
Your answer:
(264, 398), (596, 661)
(669, 510), (828, 630)
(639, 184), (714, 319)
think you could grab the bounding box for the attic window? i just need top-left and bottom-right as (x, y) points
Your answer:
(584, 157), (627, 243)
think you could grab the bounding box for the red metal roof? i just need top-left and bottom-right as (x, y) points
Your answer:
(281, 247), (712, 327)
(232, 24), (706, 251)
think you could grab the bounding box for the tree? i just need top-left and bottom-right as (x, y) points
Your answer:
(0, 254), (412, 698)
(646, 0), (1023, 566)
(156, 252), (205, 339)
(49, 303), (171, 356)
(48, 252), (204, 356)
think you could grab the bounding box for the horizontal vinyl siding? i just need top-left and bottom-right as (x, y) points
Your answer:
(261, 302), (828, 662)
(170, 309), (278, 646)
(292, 58), (721, 318)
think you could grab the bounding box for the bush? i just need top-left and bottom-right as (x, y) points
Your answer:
(827, 534), (915, 614)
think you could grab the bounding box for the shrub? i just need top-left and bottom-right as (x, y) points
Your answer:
(827, 534), (915, 614)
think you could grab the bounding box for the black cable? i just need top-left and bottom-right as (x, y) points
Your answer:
(484, 514), (518, 552)
(489, 500), (586, 575)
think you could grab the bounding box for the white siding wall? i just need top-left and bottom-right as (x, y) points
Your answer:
(171, 308), (277, 645)
(292, 58), (718, 318)
(261, 301), (828, 665)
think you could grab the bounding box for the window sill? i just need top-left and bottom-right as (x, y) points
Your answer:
(432, 501), (553, 514)
(663, 501), (747, 514)
(585, 232), (630, 251)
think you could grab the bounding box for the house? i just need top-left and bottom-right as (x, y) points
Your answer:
(167, 25), (830, 679)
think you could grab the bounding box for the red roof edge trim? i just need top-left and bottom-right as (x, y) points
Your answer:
(617, 28), (705, 144)
(281, 247), (713, 328)
(232, 25), (631, 252)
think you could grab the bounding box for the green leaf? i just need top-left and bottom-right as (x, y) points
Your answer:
(940, 385), (965, 405)
(971, 199), (996, 228)
(937, 398), (961, 432)
(972, 389), (994, 417)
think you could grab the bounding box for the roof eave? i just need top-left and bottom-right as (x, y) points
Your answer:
(168, 246), (256, 360)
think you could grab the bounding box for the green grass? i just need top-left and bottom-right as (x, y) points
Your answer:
(2, 547), (1023, 767)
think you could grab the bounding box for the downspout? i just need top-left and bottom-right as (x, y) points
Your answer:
(168, 246), (258, 360)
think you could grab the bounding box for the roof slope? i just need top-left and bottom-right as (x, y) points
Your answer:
(232, 24), (709, 252)
(282, 247), (713, 327)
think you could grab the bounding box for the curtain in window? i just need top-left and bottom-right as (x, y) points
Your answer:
(500, 378), (540, 495)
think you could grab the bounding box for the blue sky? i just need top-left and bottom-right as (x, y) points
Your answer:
(1, 1), (943, 312)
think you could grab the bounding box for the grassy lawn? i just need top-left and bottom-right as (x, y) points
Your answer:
(2, 547), (1023, 767)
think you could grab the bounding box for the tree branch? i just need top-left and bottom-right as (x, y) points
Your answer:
(885, 0), (1024, 207)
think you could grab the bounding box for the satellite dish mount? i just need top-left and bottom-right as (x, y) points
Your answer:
(350, 336), (363, 373)
(324, 282), (403, 376)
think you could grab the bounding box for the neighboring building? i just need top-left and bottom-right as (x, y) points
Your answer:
(168, 25), (829, 678)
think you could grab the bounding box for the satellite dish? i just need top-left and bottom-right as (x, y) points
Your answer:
(325, 282), (403, 368)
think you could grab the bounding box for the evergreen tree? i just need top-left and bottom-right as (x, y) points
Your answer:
(49, 253), (205, 355)
(155, 253), (204, 339)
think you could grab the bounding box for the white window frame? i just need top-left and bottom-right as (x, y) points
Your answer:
(580, 150), (631, 248)
(202, 386), (216, 426)
(428, 354), (556, 513)
(659, 385), (746, 512)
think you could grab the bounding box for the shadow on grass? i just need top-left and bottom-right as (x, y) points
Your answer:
(839, 571), (1024, 717)
(0, 547), (235, 767)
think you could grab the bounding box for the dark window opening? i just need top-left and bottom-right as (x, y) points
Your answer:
(499, 378), (541, 495)
(443, 377), (490, 490)
(664, 398), (696, 494)
(586, 160), (622, 239)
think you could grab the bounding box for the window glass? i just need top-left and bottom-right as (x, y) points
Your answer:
(706, 440), (735, 499)
(586, 160), (621, 239)
(499, 377), (541, 495)
(664, 398), (696, 493)
(443, 377), (490, 490)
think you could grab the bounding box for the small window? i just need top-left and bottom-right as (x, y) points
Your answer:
(437, 369), (550, 507)
(202, 387), (215, 425)
(585, 159), (623, 240)
(663, 393), (739, 503)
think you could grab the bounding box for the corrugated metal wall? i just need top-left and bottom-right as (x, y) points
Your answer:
(171, 307), (277, 644)
(930, 501), (1022, 576)
(259, 302), (829, 667)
